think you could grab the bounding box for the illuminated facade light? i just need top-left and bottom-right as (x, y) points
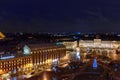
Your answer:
(23, 45), (31, 55)
(76, 47), (80, 61)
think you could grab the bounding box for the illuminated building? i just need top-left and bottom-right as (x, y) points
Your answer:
(0, 55), (32, 74)
(62, 39), (120, 49)
(62, 41), (77, 50)
(28, 44), (66, 66)
(79, 39), (120, 55)
(79, 39), (119, 49)
(0, 43), (66, 74)
(62, 39), (120, 60)
(0, 32), (5, 39)
(62, 39), (120, 51)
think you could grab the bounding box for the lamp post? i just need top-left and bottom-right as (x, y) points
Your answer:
(76, 47), (80, 61)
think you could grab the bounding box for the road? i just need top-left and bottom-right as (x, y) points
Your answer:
(26, 71), (57, 80)
(26, 60), (114, 80)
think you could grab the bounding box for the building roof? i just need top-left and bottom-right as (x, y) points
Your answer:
(27, 43), (65, 49)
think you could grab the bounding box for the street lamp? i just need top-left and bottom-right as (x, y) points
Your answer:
(76, 47), (80, 61)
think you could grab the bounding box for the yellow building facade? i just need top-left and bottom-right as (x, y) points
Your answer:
(0, 44), (66, 74)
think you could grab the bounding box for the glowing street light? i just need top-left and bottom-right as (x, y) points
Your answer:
(76, 47), (80, 61)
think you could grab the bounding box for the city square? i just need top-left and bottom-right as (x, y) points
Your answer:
(0, 0), (120, 80)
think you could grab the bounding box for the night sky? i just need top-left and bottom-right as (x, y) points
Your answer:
(0, 0), (120, 32)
